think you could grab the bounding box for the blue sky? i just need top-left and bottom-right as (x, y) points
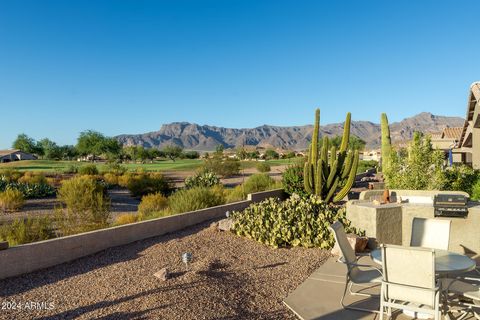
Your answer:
(0, 0), (479, 148)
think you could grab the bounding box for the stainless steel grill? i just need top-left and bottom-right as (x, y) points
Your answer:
(433, 194), (468, 218)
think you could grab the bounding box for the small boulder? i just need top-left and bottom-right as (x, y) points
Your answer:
(154, 268), (169, 281)
(217, 218), (233, 231)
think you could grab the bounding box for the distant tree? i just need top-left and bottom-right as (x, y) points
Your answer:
(58, 145), (77, 160)
(147, 148), (162, 162)
(215, 144), (224, 155)
(265, 149), (279, 160)
(163, 145), (183, 162)
(76, 130), (121, 161)
(329, 135), (366, 151)
(12, 133), (40, 154)
(38, 138), (62, 160)
(285, 151), (296, 159)
(248, 150), (260, 160)
(182, 150), (200, 159)
(236, 148), (248, 160)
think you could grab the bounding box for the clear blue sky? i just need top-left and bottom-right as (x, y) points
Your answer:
(1, 0), (479, 148)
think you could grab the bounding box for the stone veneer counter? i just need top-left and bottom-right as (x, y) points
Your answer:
(347, 190), (480, 254)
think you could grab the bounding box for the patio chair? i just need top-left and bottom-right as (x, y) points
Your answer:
(411, 217), (451, 250)
(329, 221), (382, 313)
(441, 278), (480, 320)
(380, 244), (441, 320)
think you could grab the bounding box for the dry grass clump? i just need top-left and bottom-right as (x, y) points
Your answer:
(0, 189), (25, 212)
(138, 193), (168, 217)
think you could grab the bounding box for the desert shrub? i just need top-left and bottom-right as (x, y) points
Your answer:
(203, 157), (240, 178)
(117, 172), (134, 187)
(141, 208), (175, 220)
(471, 180), (480, 201)
(114, 213), (139, 226)
(243, 174), (277, 194)
(231, 194), (363, 248)
(0, 177), (55, 199)
(256, 162), (271, 173)
(62, 165), (78, 174)
(18, 172), (47, 185)
(225, 174), (279, 202)
(225, 185), (246, 203)
(103, 172), (119, 186)
(102, 163), (127, 176)
(78, 164), (99, 175)
(138, 193), (169, 217)
(127, 173), (171, 198)
(184, 171), (220, 189)
(282, 160), (306, 197)
(0, 217), (55, 246)
(0, 169), (23, 182)
(384, 133), (445, 190)
(56, 175), (110, 235)
(442, 165), (479, 196)
(0, 189), (25, 212)
(169, 186), (225, 214)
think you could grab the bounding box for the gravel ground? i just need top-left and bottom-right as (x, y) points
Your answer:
(0, 221), (330, 320)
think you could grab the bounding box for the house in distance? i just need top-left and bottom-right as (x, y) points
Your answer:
(0, 149), (37, 163)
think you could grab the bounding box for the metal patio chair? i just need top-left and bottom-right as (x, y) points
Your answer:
(329, 221), (382, 313)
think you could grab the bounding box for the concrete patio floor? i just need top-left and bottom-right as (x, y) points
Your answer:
(284, 256), (478, 320)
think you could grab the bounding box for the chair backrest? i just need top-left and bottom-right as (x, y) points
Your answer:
(411, 217), (451, 250)
(381, 244), (436, 306)
(329, 221), (356, 267)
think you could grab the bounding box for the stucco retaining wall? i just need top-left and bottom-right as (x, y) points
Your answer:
(0, 189), (287, 280)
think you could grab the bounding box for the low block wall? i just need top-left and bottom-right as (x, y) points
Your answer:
(0, 189), (286, 280)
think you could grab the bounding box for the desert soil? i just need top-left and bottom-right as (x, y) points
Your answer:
(0, 220), (330, 320)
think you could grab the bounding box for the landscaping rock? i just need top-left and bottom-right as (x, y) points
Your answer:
(0, 241), (8, 251)
(217, 218), (233, 231)
(331, 234), (369, 255)
(154, 268), (169, 281)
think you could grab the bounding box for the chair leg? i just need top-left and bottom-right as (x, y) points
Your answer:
(379, 284), (385, 320)
(340, 276), (380, 314)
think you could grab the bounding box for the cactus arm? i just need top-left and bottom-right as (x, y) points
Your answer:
(327, 159), (338, 188)
(381, 113), (392, 172)
(311, 109), (320, 167)
(303, 162), (312, 194)
(329, 146), (337, 167)
(340, 112), (351, 152)
(315, 159), (323, 196)
(333, 150), (359, 202)
(325, 177), (340, 203)
(340, 150), (354, 179)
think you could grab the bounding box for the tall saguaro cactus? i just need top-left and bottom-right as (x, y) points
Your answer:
(380, 113), (392, 172)
(303, 109), (359, 202)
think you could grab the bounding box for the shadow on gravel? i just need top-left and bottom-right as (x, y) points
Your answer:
(0, 222), (213, 297)
(35, 286), (176, 320)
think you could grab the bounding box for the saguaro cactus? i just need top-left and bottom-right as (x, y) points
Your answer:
(303, 109), (359, 202)
(380, 113), (392, 172)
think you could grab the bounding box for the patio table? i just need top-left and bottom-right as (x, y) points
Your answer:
(370, 248), (476, 274)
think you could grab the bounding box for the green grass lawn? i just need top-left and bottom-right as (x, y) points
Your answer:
(0, 159), (204, 173)
(240, 158), (301, 169)
(0, 157), (299, 174)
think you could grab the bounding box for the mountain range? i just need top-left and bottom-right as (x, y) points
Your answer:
(115, 112), (465, 151)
